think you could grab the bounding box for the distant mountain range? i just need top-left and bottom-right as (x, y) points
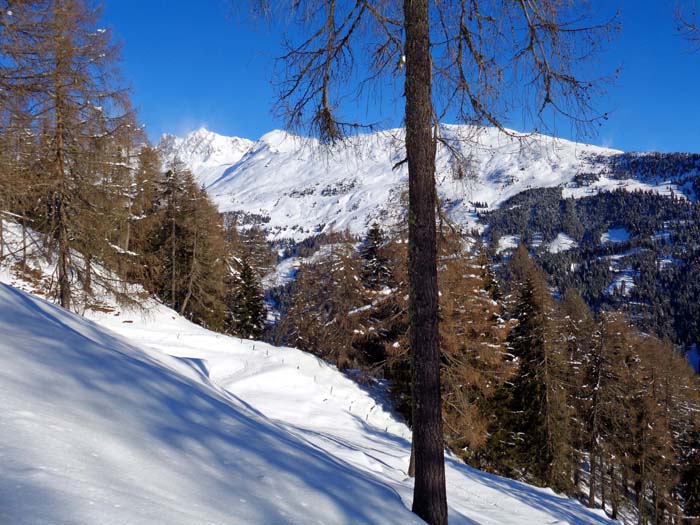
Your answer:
(158, 125), (650, 241)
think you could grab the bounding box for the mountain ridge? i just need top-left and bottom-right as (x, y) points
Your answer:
(159, 125), (640, 241)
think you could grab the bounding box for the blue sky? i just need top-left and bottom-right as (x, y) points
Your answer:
(101, 0), (700, 152)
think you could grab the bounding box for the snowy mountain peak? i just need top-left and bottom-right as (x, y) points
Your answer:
(158, 127), (254, 188)
(256, 129), (299, 151)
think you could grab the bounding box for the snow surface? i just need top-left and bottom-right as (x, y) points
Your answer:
(0, 264), (616, 524)
(159, 125), (625, 241)
(601, 228), (631, 245)
(261, 254), (301, 289)
(548, 233), (578, 254)
(652, 230), (672, 243)
(605, 269), (637, 297)
(530, 233), (544, 249)
(0, 284), (423, 525)
(659, 256), (679, 270)
(562, 177), (681, 201)
(496, 235), (520, 254)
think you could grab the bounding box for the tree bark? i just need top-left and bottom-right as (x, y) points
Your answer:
(180, 233), (197, 316)
(123, 214), (131, 253)
(171, 215), (177, 309)
(85, 253), (92, 295)
(610, 465), (618, 520)
(21, 220), (27, 271)
(404, 1), (448, 524)
(408, 433), (416, 477)
(588, 452), (597, 508)
(54, 4), (70, 310)
(601, 462), (607, 512)
(57, 197), (71, 309)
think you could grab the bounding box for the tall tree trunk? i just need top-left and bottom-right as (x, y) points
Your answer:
(54, 18), (70, 310)
(637, 478), (645, 525)
(57, 197), (71, 309)
(638, 455), (646, 525)
(404, 1), (447, 524)
(0, 214), (4, 260)
(123, 145), (132, 252)
(653, 487), (660, 525)
(123, 216), (131, 253)
(84, 253), (92, 294)
(601, 460), (607, 512)
(589, 452), (597, 508)
(21, 220), (27, 271)
(408, 432), (416, 477)
(610, 465), (618, 520)
(180, 233), (197, 316)
(171, 215), (177, 309)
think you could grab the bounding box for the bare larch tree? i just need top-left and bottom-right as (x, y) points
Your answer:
(246, 1), (615, 523)
(1, 0), (132, 309)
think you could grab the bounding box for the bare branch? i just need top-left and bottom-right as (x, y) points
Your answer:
(677, 1), (700, 50)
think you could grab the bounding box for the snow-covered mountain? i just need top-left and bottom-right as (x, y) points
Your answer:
(158, 125), (684, 241)
(0, 224), (616, 525)
(159, 127), (254, 189)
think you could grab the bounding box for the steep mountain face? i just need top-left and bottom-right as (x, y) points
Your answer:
(159, 126), (700, 241)
(159, 127), (254, 188)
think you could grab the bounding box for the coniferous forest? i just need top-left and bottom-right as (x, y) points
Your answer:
(272, 222), (700, 524)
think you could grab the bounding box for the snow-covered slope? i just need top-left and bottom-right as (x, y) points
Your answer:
(1, 267), (615, 524)
(159, 125), (637, 240)
(0, 282), (424, 525)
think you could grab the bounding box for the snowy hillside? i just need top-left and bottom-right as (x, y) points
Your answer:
(0, 283), (421, 525)
(156, 125), (691, 241)
(0, 254), (616, 524)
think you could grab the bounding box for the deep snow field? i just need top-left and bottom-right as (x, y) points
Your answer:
(0, 222), (616, 524)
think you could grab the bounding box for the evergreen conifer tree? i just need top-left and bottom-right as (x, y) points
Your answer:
(490, 247), (573, 491)
(226, 259), (266, 339)
(0, 0), (134, 308)
(560, 288), (598, 489)
(150, 159), (229, 328)
(360, 223), (392, 290)
(280, 235), (367, 369)
(437, 229), (512, 462)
